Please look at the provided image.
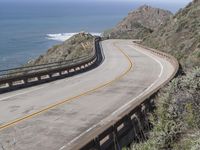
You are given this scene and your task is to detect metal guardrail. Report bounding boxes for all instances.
[0,55,93,78]
[0,37,102,93]
[0,55,92,77]
[69,42,179,150]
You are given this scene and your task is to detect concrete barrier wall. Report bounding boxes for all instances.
[79,99,154,150]
[0,37,103,94]
[71,42,179,150]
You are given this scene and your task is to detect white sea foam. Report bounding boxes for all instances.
[46,32,101,42]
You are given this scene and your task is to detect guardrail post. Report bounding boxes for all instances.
[134,108,147,142]
[22,78,28,84]
[130,114,141,143]
[113,125,121,150]
[49,73,53,78]
[37,76,42,81]
[142,99,154,133]
[141,104,150,134]
[125,115,135,145]
[7,82,12,88]
[94,137,102,150]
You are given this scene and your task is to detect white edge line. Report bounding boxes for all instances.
[112,45,163,115]
[59,145,66,150]
[60,43,164,150]
[0,42,106,102]
[66,124,99,146]
[0,86,45,101]
[129,45,163,78]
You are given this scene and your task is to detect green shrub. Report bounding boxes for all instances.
[131,67,200,150]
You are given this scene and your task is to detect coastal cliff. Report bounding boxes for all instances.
[29,32,95,65]
[106,1,200,150]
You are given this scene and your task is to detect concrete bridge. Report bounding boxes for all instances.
[0,39,178,150]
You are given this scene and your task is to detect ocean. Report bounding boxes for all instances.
[0,1,187,70]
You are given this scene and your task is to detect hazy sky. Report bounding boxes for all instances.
[140,0,191,3]
[0,0,192,3]
[0,0,192,12]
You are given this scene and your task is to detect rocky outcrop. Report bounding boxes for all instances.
[104,5,172,39]
[29,33,95,65]
[143,0,200,70]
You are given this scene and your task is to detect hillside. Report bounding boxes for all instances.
[119,1,200,149]
[29,32,95,65]
[143,0,200,70]
[104,5,172,39]
[130,67,200,150]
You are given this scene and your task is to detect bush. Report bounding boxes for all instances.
[131,67,200,150]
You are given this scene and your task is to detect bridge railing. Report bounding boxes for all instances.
[69,42,179,150]
[0,55,93,78]
[0,37,102,93]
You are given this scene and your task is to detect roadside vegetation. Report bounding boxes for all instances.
[28,32,95,65]
[130,0,200,149]
[106,0,200,149]
[135,1,199,150]
[124,67,200,150]
[143,0,200,71]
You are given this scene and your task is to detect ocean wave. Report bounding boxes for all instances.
[46,32,101,42]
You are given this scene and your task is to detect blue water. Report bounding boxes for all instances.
[0,1,186,70]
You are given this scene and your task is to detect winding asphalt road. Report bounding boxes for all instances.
[0,40,176,150]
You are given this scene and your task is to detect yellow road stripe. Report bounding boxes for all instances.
[0,41,133,131]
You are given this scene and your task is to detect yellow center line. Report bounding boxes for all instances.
[0,41,133,131]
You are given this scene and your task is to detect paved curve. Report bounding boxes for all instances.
[0,40,175,150]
